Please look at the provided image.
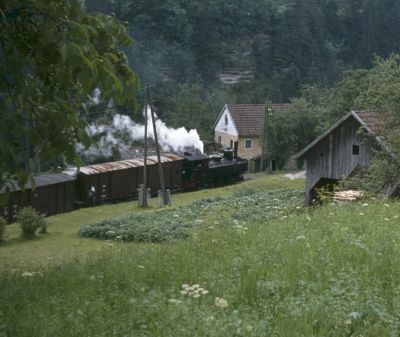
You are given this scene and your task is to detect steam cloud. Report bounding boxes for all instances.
[78,107,204,161]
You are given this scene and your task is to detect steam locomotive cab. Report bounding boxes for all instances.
[181,149,248,189]
[181,152,210,189]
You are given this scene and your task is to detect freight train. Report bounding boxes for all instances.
[0,150,247,223]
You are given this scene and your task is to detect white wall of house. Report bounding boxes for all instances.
[214,107,238,137]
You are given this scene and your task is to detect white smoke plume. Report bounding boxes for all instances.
[78,107,204,161]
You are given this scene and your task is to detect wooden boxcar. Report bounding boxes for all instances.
[76,154,184,204]
[0,173,75,223]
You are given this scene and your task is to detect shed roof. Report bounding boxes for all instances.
[215,104,290,136]
[294,110,388,159]
[0,173,75,193]
[79,154,184,175]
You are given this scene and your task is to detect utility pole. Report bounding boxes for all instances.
[266,105,272,172]
[141,85,149,207]
[261,103,273,173]
[147,86,167,206]
[260,105,268,172]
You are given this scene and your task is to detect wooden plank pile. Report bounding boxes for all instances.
[333,190,363,203]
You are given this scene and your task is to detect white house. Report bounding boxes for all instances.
[213,104,290,159]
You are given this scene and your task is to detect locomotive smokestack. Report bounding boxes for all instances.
[224,148,233,160]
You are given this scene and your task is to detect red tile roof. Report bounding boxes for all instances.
[354,111,400,146]
[226,104,290,136]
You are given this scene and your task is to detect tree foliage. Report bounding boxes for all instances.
[87,0,400,101]
[0,0,139,189]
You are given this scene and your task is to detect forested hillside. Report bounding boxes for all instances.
[86,0,400,100]
[84,0,400,149]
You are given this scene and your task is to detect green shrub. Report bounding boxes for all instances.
[0,217,6,244]
[340,150,400,196]
[17,207,47,239]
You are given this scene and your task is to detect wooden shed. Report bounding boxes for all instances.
[0,173,75,223]
[295,111,386,205]
[76,154,184,205]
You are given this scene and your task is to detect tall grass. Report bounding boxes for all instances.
[1,198,400,336]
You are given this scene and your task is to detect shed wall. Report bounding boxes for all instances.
[305,118,373,204]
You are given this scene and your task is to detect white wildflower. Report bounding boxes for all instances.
[181,284,209,298]
[348,312,361,319]
[168,299,181,304]
[384,203,390,207]
[214,297,228,309]
[21,272,34,277]
[138,265,145,269]
[362,203,368,207]
[296,235,306,240]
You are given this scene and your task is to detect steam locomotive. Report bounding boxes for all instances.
[0,149,247,223]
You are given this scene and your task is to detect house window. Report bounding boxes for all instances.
[230,139,233,147]
[352,144,360,155]
[224,115,228,125]
[218,136,221,144]
[245,139,252,148]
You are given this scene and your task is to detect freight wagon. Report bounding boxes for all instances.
[0,173,75,223]
[0,151,247,223]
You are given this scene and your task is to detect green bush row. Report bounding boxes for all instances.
[78,189,303,243]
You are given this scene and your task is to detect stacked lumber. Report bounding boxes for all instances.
[333,190,363,203]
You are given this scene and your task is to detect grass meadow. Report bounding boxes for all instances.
[1,174,400,336]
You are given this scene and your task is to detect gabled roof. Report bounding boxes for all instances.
[294,110,387,159]
[214,103,290,137]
